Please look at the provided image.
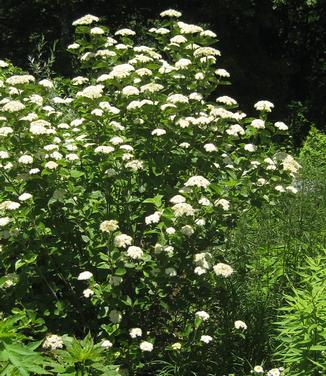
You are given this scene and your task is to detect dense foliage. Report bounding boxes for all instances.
[0,9,313,376]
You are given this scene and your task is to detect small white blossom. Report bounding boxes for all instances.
[77,271,93,280]
[83,288,94,298]
[234,320,247,330]
[140,341,153,352]
[196,311,210,321]
[101,340,113,349]
[274,121,288,130]
[129,328,142,338]
[43,334,63,350]
[213,263,234,277]
[127,246,143,259]
[254,100,274,112]
[200,335,213,344]
[114,234,133,248]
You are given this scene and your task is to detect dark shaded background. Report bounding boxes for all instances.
[0,0,325,145]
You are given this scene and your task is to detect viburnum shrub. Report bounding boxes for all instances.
[0,9,298,375]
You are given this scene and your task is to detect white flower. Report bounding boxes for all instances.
[215,68,230,77]
[122,85,139,96]
[160,9,182,17]
[127,246,143,259]
[66,153,79,161]
[83,288,94,298]
[0,60,9,67]
[193,71,206,81]
[196,311,210,321]
[0,151,9,159]
[76,84,104,99]
[145,212,161,225]
[167,94,188,104]
[216,96,237,106]
[39,79,53,88]
[125,160,144,171]
[0,217,11,227]
[18,193,32,201]
[129,328,142,338]
[72,14,99,26]
[175,58,192,69]
[226,124,245,136]
[170,195,186,204]
[234,320,247,330]
[184,176,210,189]
[200,335,213,344]
[274,121,288,130]
[213,263,234,277]
[18,155,33,164]
[181,225,194,236]
[170,35,187,44]
[198,197,211,206]
[45,161,58,170]
[179,142,190,148]
[109,309,122,323]
[29,168,40,175]
[115,28,135,36]
[204,143,217,152]
[253,366,264,373]
[101,340,113,349]
[0,127,13,137]
[6,74,35,85]
[201,30,217,38]
[178,21,203,34]
[77,271,93,280]
[68,43,80,49]
[95,145,115,154]
[214,199,230,211]
[43,334,64,350]
[257,178,267,186]
[154,27,170,35]
[275,185,285,193]
[100,220,119,233]
[172,203,195,217]
[90,26,104,34]
[286,185,298,194]
[71,76,89,85]
[151,128,166,136]
[194,47,221,58]
[0,201,20,211]
[267,369,281,376]
[114,234,133,248]
[281,155,301,174]
[195,218,206,226]
[251,119,265,129]
[141,83,164,93]
[244,144,257,152]
[101,63,134,80]
[171,342,182,350]
[140,341,153,352]
[254,100,274,112]
[3,100,25,112]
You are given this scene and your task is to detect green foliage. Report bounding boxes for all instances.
[300,127,326,169]
[27,34,58,79]
[50,334,120,375]
[274,253,326,376]
[0,10,305,376]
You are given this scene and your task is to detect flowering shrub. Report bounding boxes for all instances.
[0,9,299,375]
